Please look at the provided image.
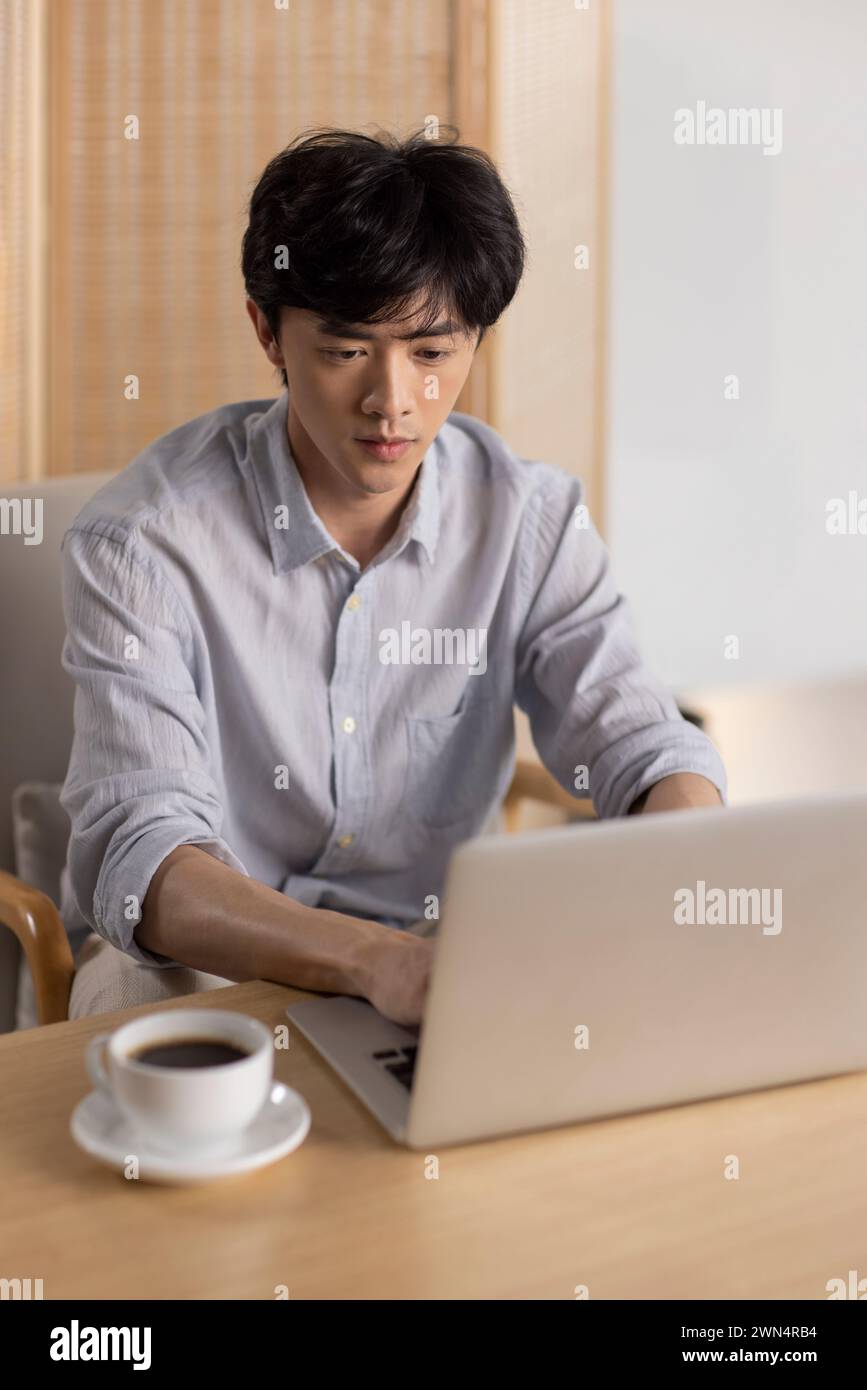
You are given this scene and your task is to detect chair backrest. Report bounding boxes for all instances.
[0,472,114,1030]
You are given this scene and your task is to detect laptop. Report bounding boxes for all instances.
[285,792,867,1149]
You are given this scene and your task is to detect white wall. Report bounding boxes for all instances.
[605,0,867,692]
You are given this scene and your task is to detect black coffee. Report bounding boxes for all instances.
[128,1038,251,1069]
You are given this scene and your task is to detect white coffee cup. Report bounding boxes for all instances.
[86,1009,274,1152]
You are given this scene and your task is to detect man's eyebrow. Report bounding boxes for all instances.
[314,318,461,341]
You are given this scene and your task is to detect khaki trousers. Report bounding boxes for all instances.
[67,932,235,1021]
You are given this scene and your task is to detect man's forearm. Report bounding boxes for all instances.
[627,772,723,816]
[134,844,386,995]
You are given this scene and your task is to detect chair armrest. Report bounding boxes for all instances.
[0,869,74,1025]
[503,759,597,833]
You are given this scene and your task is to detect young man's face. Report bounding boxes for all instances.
[246,296,479,498]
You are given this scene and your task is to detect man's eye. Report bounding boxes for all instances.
[321,348,453,363]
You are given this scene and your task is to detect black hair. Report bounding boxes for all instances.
[240,125,526,389]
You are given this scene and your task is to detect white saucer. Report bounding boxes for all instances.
[71,1081,311,1184]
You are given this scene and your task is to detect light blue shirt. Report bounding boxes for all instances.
[59,390,727,966]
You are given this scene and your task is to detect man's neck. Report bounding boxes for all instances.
[288,413,419,570]
[322,493,416,572]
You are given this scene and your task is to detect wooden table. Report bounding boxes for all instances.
[1,979,866,1300]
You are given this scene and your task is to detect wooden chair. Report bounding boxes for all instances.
[0,870,74,1029]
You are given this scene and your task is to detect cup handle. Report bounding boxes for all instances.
[86,1033,112,1092]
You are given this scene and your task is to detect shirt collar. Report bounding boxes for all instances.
[247,390,440,576]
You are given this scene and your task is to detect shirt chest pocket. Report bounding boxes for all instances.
[398,693,498,831]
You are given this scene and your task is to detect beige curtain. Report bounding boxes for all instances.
[487,0,608,523]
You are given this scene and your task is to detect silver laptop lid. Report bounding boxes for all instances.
[406,793,867,1148]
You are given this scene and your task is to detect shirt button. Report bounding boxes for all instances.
[337,833,354,848]
[346,593,361,610]
[342,715,356,734]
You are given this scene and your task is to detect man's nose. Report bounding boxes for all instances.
[362,360,415,422]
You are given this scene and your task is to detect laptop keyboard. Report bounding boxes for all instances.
[373,1044,418,1090]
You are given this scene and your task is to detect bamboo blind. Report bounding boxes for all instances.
[2,0,606,494]
[1,0,46,485]
[42,0,453,478]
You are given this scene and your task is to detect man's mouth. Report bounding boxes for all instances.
[354,438,415,460]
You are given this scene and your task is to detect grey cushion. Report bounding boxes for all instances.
[11,782,71,1030]
[0,470,115,1035]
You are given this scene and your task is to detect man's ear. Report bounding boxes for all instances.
[246,299,284,372]
[244,297,263,335]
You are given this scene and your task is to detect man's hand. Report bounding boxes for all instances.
[359,931,435,1026]
[628,772,723,815]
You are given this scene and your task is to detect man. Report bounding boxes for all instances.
[60,127,726,1025]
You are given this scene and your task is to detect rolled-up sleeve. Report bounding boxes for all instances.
[514,474,728,819]
[59,524,250,966]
